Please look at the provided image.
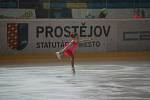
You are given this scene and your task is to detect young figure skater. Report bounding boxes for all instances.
[56,32,92,74]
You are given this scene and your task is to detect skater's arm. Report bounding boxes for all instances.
[60,40,74,52]
[79,38,94,43]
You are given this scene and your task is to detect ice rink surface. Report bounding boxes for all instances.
[0,61,150,100]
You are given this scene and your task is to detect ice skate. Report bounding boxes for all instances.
[56,52,61,60]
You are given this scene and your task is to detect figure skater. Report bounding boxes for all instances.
[56,32,92,74]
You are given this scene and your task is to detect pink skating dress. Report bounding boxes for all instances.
[64,40,78,57]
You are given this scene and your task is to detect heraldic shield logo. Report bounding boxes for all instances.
[7,23,28,50]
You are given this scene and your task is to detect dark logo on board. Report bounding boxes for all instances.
[7,23,28,50]
[123,31,150,41]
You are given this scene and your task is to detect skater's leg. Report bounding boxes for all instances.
[71,55,75,74]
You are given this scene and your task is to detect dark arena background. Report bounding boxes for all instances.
[0,0,150,100]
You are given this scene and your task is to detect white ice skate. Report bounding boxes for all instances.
[56,52,61,60]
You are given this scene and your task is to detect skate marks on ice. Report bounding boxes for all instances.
[0,61,150,100]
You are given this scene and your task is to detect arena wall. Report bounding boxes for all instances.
[0,19,150,55]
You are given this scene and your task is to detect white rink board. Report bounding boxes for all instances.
[117,20,150,51]
[0,19,150,55]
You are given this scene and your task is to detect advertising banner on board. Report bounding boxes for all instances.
[1,19,150,55]
[117,20,150,51]
[0,9,36,19]
[0,19,117,54]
